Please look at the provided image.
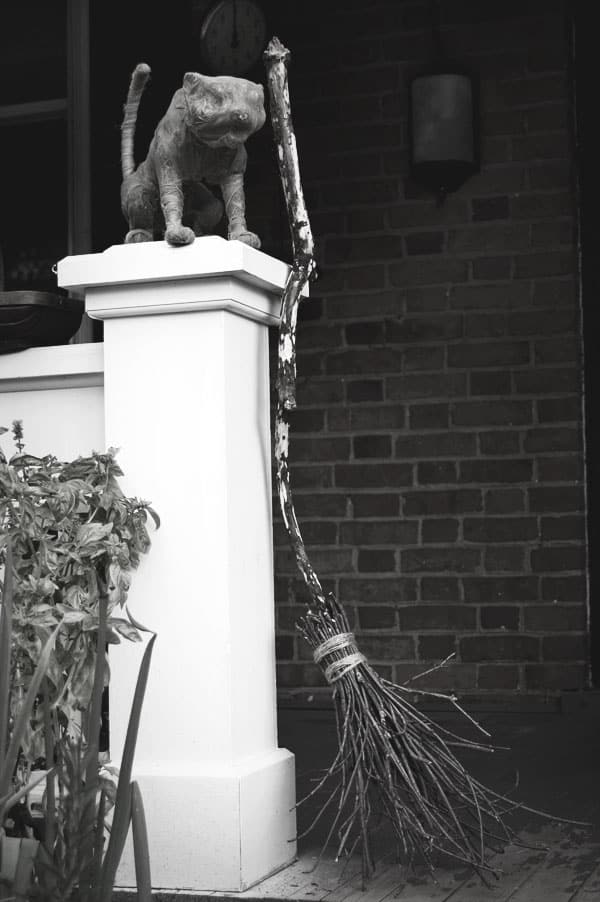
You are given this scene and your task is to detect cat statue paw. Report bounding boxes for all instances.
[120,64,265,249]
[228,228,261,249]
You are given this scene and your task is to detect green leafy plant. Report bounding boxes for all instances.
[1,423,159,901]
[0,421,159,760]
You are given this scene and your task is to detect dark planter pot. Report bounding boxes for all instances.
[0,291,84,354]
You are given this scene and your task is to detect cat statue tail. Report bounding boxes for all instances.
[121,62,151,179]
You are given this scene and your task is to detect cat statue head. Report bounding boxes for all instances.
[181,72,266,149]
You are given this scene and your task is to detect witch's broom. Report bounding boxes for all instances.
[263,38,570,884]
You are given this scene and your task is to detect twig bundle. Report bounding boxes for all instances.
[262,37,564,883]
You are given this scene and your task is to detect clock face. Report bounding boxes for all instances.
[199,0,267,76]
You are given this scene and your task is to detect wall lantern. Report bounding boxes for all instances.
[408,67,479,203]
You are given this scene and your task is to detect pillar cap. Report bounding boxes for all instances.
[56,236,306,298]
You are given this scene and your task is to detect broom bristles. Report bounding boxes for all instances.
[296,593,561,882]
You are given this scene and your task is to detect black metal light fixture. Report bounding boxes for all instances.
[408,3,479,203]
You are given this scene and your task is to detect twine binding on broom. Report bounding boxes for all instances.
[313,633,367,684]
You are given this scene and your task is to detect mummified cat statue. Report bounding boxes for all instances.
[120,63,266,247]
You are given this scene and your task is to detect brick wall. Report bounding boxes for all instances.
[250,0,588,695]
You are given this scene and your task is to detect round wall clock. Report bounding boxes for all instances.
[199,0,268,76]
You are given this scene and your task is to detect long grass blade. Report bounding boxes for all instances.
[130,781,152,902]
[0,542,14,769]
[98,631,156,902]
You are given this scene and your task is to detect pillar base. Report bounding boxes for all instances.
[117,749,296,892]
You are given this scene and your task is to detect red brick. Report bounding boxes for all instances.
[326,235,403,265]
[326,348,402,375]
[541,516,585,542]
[448,341,530,368]
[464,312,507,339]
[296,379,344,406]
[357,549,396,572]
[404,346,445,370]
[541,576,586,603]
[448,223,529,253]
[359,636,415,662]
[523,605,586,632]
[409,403,450,429]
[524,664,588,691]
[422,519,460,544]
[472,196,510,221]
[395,662,477,692]
[484,488,526,514]
[273,519,337,547]
[353,434,392,459]
[351,493,400,518]
[480,606,521,631]
[399,605,475,631]
[513,368,578,394]
[404,232,445,255]
[418,634,457,660]
[470,371,512,396]
[528,486,584,513]
[478,664,520,690]
[511,133,570,161]
[536,400,581,424]
[530,545,586,572]
[479,430,521,456]
[386,314,462,343]
[326,292,402,319]
[389,258,469,286]
[345,321,386,345]
[453,400,532,427]
[339,578,418,604]
[534,336,578,364]
[291,437,351,462]
[537,456,583,482]
[464,517,538,543]
[388,372,467,400]
[484,546,526,572]
[395,432,477,459]
[450,282,531,310]
[401,547,481,573]
[542,634,588,661]
[459,458,533,484]
[346,379,384,403]
[359,606,396,629]
[471,256,513,280]
[276,635,295,660]
[293,492,348,519]
[417,462,457,485]
[460,635,540,662]
[403,489,482,516]
[341,521,418,546]
[507,309,577,336]
[514,251,573,280]
[463,576,538,604]
[330,405,406,431]
[289,465,334,489]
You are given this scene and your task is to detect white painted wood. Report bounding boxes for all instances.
[56,237,297,892]
[57,236,308,300]
[0,343,104,458]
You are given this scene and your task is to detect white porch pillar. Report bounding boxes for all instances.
[57,237,297,892]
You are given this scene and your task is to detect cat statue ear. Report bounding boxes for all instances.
[183,72,205,92]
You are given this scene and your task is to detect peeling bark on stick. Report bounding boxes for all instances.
[264,37,316,413]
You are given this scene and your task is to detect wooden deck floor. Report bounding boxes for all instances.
[210,822,600,902]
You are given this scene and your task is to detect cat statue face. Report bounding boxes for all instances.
[120,63,266,247]
[182,72,266,149]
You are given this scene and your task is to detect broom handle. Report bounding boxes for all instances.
[264,38,325,606]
